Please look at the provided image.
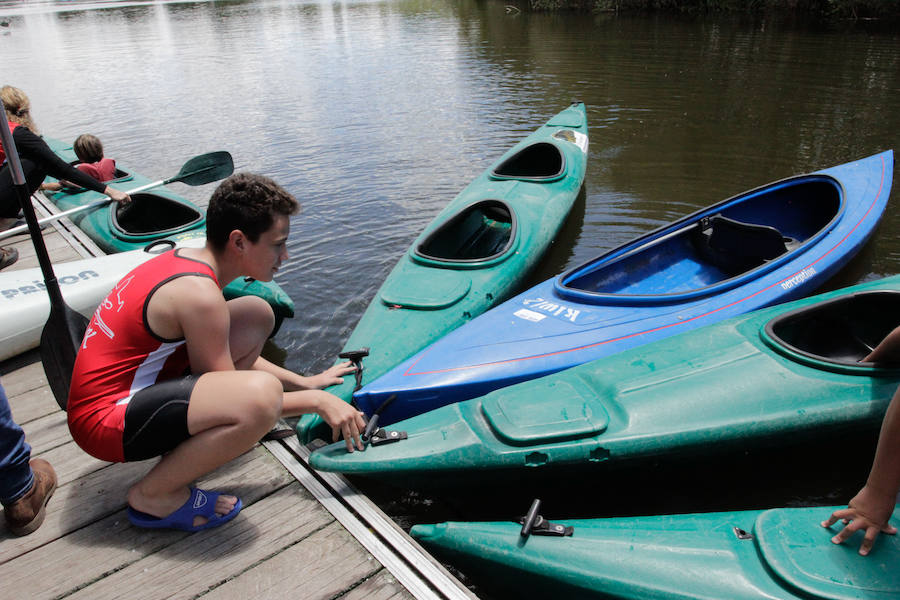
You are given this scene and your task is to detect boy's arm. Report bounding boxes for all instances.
[168,277,237,374]
[251,356,355,390]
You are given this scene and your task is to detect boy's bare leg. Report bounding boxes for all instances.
[226,296,275,369]
[126,297,277,526]
[126,371,282,526]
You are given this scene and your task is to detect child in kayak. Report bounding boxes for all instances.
[41,133,117,192]
[67,173,366,533]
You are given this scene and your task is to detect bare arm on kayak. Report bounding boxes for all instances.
[864,325,900,363]
[822,387,900,555]
[10,126,130,203]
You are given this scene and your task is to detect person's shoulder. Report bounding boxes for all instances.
[13,125,39,141]
[156,272,224,317]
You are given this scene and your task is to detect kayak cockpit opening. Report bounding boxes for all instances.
[112,192,204,236]
[491,142,566,182]
[556,176,841,303]
[763,290,900,370]
[414,200,516,265]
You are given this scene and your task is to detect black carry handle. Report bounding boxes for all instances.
[518,499,574,539]
[339,347,370,393]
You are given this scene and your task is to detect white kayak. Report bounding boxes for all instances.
[0,238,203,362]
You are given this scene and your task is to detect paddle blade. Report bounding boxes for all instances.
[170,151,234,186]
[40,305,89,411]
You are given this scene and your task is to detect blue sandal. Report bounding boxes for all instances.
[127,487,242,532]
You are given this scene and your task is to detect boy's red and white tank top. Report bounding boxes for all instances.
[67,249,218,421]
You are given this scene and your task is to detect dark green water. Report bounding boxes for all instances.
[2,1,899,595]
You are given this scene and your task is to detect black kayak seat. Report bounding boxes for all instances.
[693,214,799,275]
[415,200,515,263]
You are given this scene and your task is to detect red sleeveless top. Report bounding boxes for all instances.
[67,249,217,462]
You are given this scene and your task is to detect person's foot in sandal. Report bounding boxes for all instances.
[0,247,18,271]
[127,487,242,532]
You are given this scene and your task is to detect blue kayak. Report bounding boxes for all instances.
[354,150,893,424]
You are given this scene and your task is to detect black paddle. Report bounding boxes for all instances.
[0,102,83,410]
[0,150,234,241]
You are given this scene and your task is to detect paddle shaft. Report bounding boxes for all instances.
[0,177,166,241]
[0,149,233,241]
[0,104,66,309]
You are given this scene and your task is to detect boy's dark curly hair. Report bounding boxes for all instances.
[206,173,299,250]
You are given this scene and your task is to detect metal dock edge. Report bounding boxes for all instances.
[264,431,477,600]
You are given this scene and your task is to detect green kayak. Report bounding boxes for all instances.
[41,137,294,331]
[297,102,589,442]
[311,274,900,483]
[411,503,900,599]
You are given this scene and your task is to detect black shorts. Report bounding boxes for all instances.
[122,375,197,462]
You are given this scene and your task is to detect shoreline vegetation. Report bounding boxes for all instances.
[516,0,900,18]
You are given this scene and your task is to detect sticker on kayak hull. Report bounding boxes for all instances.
[553,129,589,154]
[514,308,546,322]
[521,297,582,323]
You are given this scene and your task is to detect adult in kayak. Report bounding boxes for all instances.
[822,328,900,555]
[0,85,130,269]
[67,173,365,532]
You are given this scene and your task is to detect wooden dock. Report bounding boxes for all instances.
[0,196,476,600]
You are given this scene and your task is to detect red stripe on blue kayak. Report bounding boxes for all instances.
[404,155,887,377]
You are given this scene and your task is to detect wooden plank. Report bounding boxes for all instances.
[8,383,58,424]
[0,482,315,600]
[29,439,108,488]
[0,360,45,396]
[0,446,287,564]
[31,190,105,258]
[19,410,70,455]
[343,571,418,600]
[199,521,386,600]
[0,460,150,564]
[274,435,477,600]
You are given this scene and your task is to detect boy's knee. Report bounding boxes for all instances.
[244,373,282,426]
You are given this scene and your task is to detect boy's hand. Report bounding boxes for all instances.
[307,361,356,389]
[316,393,366,452]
